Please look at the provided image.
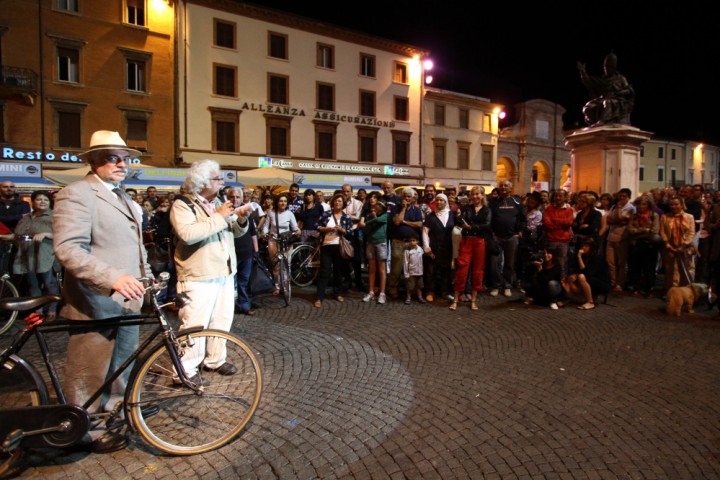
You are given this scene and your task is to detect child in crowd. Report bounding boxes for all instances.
[403,234,426,305]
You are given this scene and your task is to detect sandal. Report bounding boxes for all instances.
[577,303,596,310]
[470,301,479,311]
[448,302,458,311]
[314,300,322,308]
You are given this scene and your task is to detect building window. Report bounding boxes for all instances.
[210,108,240,153]
[57,46,79,83]
[671,148,676,160]
[314,121,337,159]
[394,96,408,122]
[639,165,644,181]
[482,148,493,171]
[266,115,291,156]
[670,168,676,185]
[357,127,378,163]
[640,146,644,157]
[458,144,470,170]
[268,74,288,104]
[360,90,375,117]
[58,111,81,147]
[214,64,236,97]
[317,82,334,111]
[459,109,469,129]
[657,166,664,182]
[317,43,334,69]
[433,140,446,168]
[56,0,78,12]
[360,53,375,78]
[125,0,145,27]
[393,62,408,84]
[658,147,664,159]
[268,32,288,60]
[687,169,693,184]
[214,19,236,49]
[483,114,492,132]
[434,104,445,126]
[126,59,146,92]
[126,117,148,152]
[392,131,410,165]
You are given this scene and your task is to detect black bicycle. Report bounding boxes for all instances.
[0,273,262,475]
[0,273,19,336]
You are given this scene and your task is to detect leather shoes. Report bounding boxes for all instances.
[91,431,128,454]
[243,309,257,316]
[202,362,237,375]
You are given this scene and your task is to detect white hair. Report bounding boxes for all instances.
[182,159,220,194]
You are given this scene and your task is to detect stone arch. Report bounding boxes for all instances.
[497,156,516,186]
[530,160,552,187]
[560,163,572,191]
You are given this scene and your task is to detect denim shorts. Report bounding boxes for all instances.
[366,242,388,261]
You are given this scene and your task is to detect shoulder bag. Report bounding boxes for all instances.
[334,215,355,260]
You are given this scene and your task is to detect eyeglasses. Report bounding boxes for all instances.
[210,177,224,182]
[103,155,131,165]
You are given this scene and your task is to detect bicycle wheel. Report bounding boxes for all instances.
[290,244,318,287]
[0,355,49,475]
[0,277,20,335]
[125,330,262,455]
[279,256,291,305]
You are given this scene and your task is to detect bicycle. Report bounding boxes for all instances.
[0,272,262,475]
[0,273,20,336]
[290,237,321,287]
[269,232,295,306]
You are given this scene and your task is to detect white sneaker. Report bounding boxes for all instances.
[503,288,512,297]
[489,289,499,297]
[549,303,559,310]
[362,292,375,303]
[377,293,386,304]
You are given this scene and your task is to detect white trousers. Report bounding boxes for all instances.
[177,275,235,375]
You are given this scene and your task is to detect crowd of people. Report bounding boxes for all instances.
[1,129,718,456]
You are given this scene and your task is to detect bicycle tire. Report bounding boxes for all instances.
[290,244,318,287]
[125,330,262,455]
[0,277,20,336]
[279,256,291,305]
[0,355,49,475]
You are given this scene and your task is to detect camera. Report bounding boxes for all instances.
[527,252,544,264]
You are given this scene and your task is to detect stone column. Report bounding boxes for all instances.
[564,125,652,195]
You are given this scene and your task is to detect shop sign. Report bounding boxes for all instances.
[2,146,141,164]
[258,157,412,177]
[0,162,42,177]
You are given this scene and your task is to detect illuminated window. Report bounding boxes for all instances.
[483,114,491,132]
[125,0,145,27]
[393,62,407,83]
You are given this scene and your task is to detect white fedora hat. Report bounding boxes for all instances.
[78,130,142,159]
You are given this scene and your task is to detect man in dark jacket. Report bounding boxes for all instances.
[488,180,526,297]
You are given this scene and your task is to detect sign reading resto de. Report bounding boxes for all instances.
[2,146,141,164]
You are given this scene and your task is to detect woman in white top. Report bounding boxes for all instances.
[262,193,300,295]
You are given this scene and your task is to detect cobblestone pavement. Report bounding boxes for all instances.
[3,286,720,479]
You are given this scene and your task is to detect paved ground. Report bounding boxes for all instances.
[3,284,720,480]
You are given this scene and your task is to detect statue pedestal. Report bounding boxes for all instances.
[564,125,652,196]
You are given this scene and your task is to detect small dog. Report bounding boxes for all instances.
[666,283,709,316]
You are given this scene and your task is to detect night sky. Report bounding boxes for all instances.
[249,0,719,146]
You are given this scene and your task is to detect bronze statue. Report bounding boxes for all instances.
[577,52,634,127]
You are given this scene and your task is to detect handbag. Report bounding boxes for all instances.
[333,215,355,260]
[249,253,274,294]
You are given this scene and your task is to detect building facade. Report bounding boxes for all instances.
[0,0,176,184]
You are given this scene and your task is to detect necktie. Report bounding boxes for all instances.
[113,188,134,217]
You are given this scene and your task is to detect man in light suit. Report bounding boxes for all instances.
[53,130,152,453]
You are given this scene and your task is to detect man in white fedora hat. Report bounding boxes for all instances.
[53,130,153,453]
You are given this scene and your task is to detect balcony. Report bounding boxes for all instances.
[0,66,39,106]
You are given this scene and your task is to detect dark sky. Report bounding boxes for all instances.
[250,0,719,146]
